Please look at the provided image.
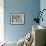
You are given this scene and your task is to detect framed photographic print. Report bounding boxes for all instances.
[10,13,24,24]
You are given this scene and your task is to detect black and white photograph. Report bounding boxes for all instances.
[10,13,24,24]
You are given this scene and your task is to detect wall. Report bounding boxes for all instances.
[40,0,46,27]
[4,0,40,42]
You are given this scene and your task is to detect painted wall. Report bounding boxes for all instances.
[40,0,46,27]
[4,0,40,42]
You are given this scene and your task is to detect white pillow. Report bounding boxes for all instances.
[17,37,25,46]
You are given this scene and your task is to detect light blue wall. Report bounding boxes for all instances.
[4,0,40,42]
